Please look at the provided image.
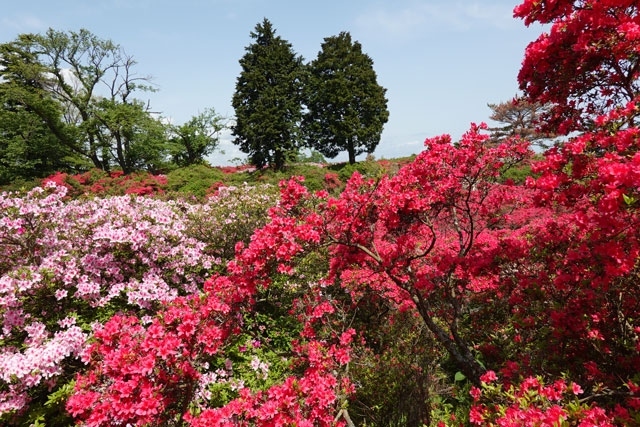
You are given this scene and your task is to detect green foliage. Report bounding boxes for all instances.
[0,177,42,194]
[0,28,170,177]
[182,183,280,261]
[231,18,305,171]
[94,98,170,173]
[20,379,76,427]
[304,32,389,164]
[349,308,448,427]
[0,38,86,184]
[0,102,78,185]
[295,149,327,164]
[165,164,226,198]
[286,164,329,192]
[500,162,534,184]
[331,159,385,182]
[250,163,331,192]
[499,153,542,184]
[162,158,400,197]
[168,108,227,167]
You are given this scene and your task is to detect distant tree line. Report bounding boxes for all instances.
[0,29,226,185]
[0,21,389,184]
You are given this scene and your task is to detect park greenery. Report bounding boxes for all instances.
[0,19,388,181]
[2,0,640,425]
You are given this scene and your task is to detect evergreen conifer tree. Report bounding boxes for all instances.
[231,19,305,170]
[304,32,389,164]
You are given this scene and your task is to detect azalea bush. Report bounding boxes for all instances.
[516,0,640,134]
[43,169,169,198]
[66,178,356,426]
[164,164,227,198]
[2,0,640,425]
[58,125,537,425]
[183,183,280,261]
[23,114,639,424]
[0,182,280,425]
[465,372,638,426]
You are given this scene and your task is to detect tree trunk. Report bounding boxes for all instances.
[115,133,131,174]
[347,139,356,164]
[273,149,286,171]
[414,296,486,385]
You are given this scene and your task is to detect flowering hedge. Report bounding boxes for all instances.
[3,0,640,424]
[466,372,624,426]
[7,122,640,424]
[0,182,280,424]
[42,169,169,198]
[65,177,356,426]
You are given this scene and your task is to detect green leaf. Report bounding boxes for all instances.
[454,371,466,382]
[45,380,76,407]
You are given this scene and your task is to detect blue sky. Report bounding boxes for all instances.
[1,0,546,165]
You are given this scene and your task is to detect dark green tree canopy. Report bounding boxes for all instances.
[231,18,305,171]
[0,28,169,177]
[0,34,85,183]
[303,31,389,164]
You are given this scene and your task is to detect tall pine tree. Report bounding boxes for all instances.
[304,32,389,164]
[231,19,305,171]
[487,96,558,150]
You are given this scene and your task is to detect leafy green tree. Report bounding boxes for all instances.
[295,149,326,164]
[0,94,77,185]
[304,31,389,164]
[231,18,305,171]
[0,36,86,184]
[168,108,226,167]
[0,28,168,175]
[93,98,169,173]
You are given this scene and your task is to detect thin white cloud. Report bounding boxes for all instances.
[1,14,47,33]
[355,1,517,40]
[462,3,517,30]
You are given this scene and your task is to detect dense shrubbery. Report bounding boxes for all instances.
[164,164,226,198]
[2,0,640,425]
[0,182,280,424]
[4,116,633,425]
[42,169,169,198]
[331,158,384,183]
